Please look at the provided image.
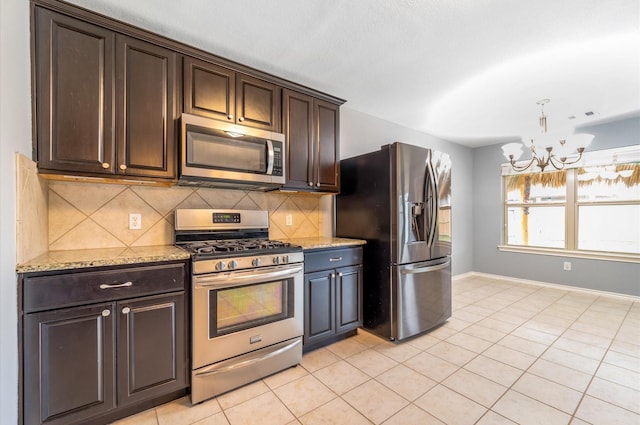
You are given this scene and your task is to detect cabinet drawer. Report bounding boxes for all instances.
[304,247,362,273]
[24,262,186,313]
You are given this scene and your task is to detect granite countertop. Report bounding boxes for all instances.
[282,237,366,251]
[16,245,191,274]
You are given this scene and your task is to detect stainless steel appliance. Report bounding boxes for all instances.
[336,142,452,341]
[175,209,303,404]
[179,113,286,190]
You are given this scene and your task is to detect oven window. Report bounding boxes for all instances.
[210,279,294,337]
[187,131,267,173]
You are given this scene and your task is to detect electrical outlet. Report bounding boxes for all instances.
[129,213,141,230]
[285,214,293,226]
[563,261,571,271]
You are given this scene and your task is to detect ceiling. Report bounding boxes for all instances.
[70,0,640,147]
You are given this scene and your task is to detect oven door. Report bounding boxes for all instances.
[192,263,303,369]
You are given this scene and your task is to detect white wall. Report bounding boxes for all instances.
[0,0,31,422]
[339,107,474,275]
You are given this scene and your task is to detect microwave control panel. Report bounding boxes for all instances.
[273,145,283,176]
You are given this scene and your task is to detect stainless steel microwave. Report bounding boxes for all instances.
[179,113,286,190]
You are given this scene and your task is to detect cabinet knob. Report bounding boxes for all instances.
[316,182,321,187]
[122,307,131,315]
[238,116,244,122]
[227,114,233,120]
[308,182,313,186]
[338,272,343,277]
[101,309,111,317]
[102,162,110,169]
[331,274,335,278]
[119,164,127,171]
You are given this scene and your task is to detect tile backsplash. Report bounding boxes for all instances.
[16,153,332,262]
[47,181,329,251]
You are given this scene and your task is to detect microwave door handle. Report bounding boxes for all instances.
[266,140,274,175]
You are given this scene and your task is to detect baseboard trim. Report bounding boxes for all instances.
[462,271,639,302]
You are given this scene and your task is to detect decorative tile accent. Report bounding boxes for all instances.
[90,190,162,246]
[46,181,329,250]
[48,191,86,244]
[131,185,194,216]
[50,180,126,215]
[49,218,126,250]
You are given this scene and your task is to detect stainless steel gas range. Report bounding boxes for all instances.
[175,209,304,404]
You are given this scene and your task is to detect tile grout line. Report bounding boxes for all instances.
[566,296,637,421]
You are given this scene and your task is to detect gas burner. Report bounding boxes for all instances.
[183,238,293,257]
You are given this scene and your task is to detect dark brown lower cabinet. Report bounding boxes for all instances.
[24,303,116,425]
[303,247,363,351]
[20,261,188,425]
[117,293,185,406]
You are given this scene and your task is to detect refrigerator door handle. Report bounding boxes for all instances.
[401,259,451,275]
[424,159,438,246]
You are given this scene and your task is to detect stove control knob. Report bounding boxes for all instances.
[273,256,281,265]
[228,260,238,270]
[252,258,261,267]
[215,261,226,271]
[282,255,289,264]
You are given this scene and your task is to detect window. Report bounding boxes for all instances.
[501,146,640,260]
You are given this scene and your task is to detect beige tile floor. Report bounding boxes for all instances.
[112,275,640,425]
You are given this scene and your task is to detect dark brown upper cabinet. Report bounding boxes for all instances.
[34,7,178,181]
[184,56,280,131]
[116,35,177,179]
[283,89,340,192]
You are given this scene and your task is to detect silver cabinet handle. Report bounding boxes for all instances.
[101,309,110,317]
[331,273,335,278]
[308,182,313,186]
[122,307,131,314]
[119,164,127,170]
[99,281,133,289]
[329,257,343,262]
[227,114,233,120]
[316,182,320,187]
[338,272,343,277]
[238,116,244,122]
[102,162,110,169]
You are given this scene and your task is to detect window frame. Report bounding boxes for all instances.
[499,146,640,263]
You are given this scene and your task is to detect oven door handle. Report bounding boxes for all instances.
[194,338,302,378]
[194,265,303,288]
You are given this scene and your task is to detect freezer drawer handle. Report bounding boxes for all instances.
[401,260,451,275]
[99,281,133,289]
[329,257,343,262]
[194,339,302,378]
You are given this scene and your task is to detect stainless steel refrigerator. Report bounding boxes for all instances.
[336,142,452,341]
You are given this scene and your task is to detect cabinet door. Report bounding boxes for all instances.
[236,74,280,131]
[314,99,340,192]
[35,7,115,175]
[303,271,335,345]
[117,292,186,406]
[116,35,177,179]
[282,89,313,190]
[335,265,363,334]
[183,56,235,122]
[24,303,115,425]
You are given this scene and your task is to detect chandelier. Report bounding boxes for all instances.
[502,99,594,172]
